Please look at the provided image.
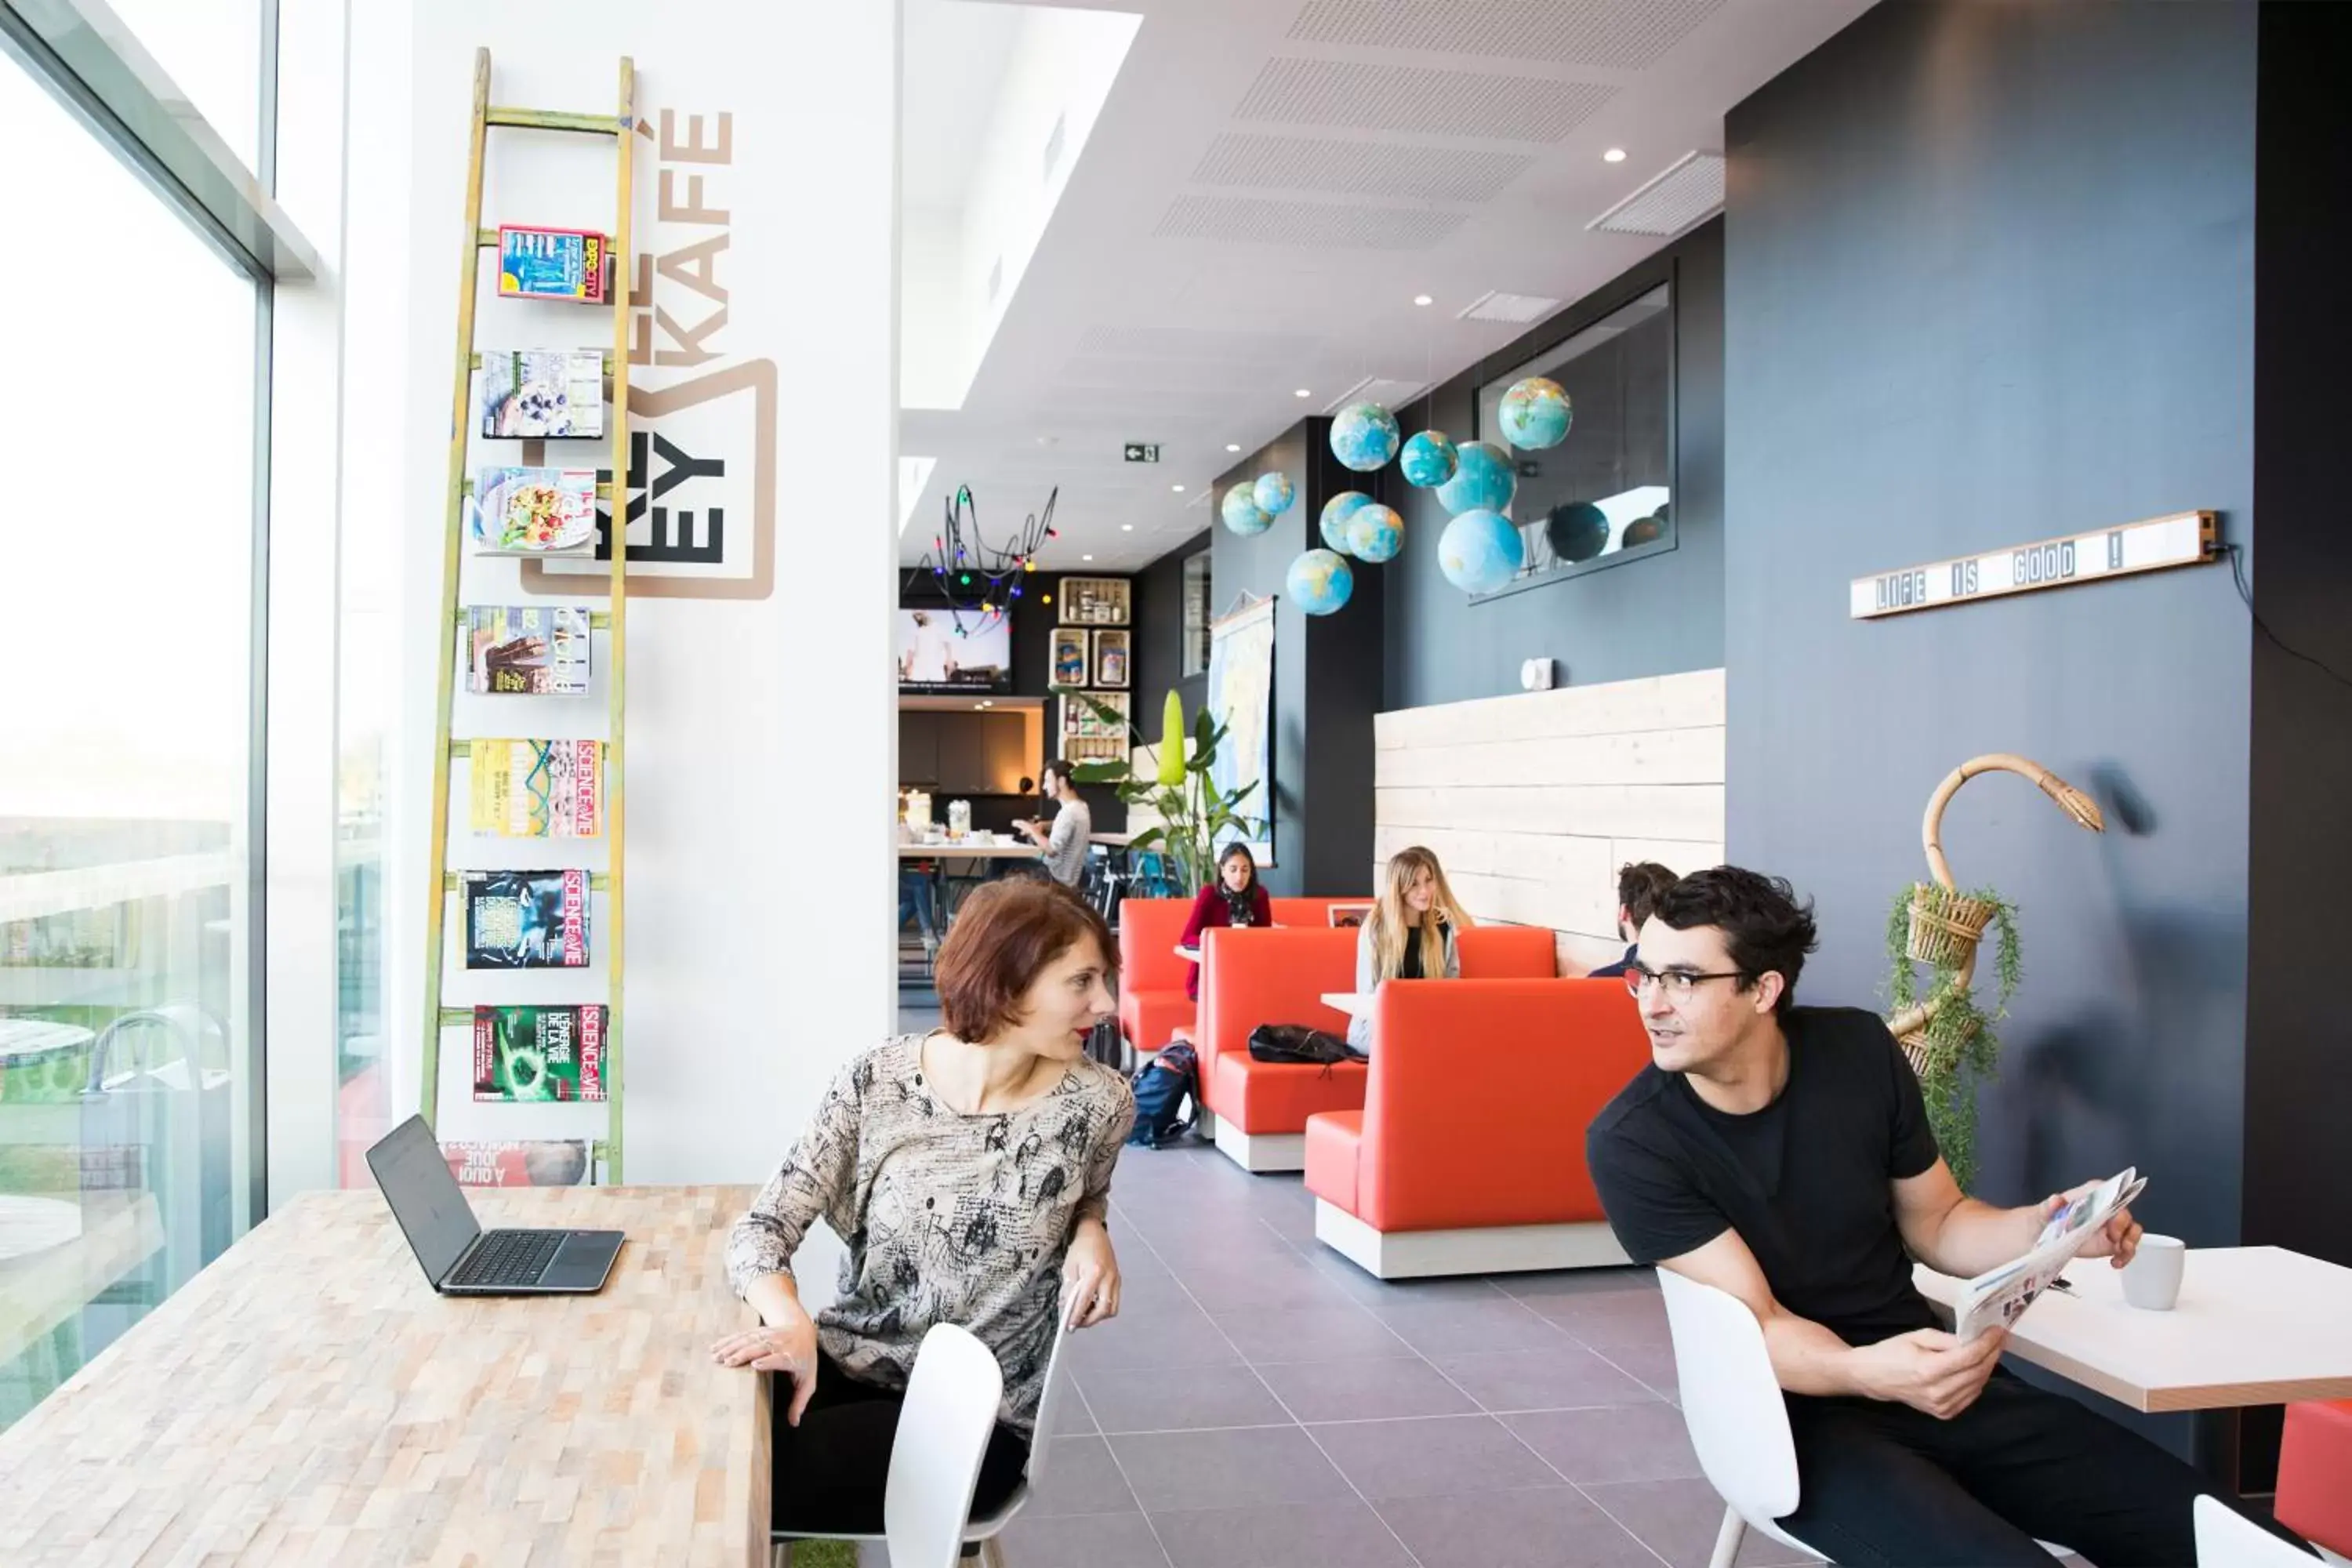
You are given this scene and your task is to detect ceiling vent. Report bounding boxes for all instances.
[1043,111,1066,183]
[1323,375,1430,416]
[1457,289,1562,325]
[1588,151,1724,237]
[1287,0,1726,71]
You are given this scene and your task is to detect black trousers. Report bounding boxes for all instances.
[1778,1368,2264,1566]
[772,1350,1030,1537]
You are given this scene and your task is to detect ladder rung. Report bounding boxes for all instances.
[444,871,611,892]
[487,107,626,135]
[452,610,615,628]
[460,477,613,499]
[468,350,615,372]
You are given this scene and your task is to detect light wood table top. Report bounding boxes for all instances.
[1320,991,1376,1018]
[895,841,1040,858]
[1915,1245,2352,1414]
[0,1185,769,1567]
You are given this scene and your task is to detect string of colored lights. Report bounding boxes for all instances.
[903,484,1059,637]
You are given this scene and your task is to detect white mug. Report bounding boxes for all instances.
[2122,1234,2186,1311]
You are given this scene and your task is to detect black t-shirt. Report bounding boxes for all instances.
[1584,1006,1944,1346]
[1397,916,1450,980]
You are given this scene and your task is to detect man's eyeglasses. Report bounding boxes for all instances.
[1624,964,1747,1002]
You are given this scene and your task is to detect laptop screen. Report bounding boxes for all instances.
[367,1114,481,1284]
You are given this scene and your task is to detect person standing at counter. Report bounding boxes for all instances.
[713,880,1135,1536]
[1348,846,1473,1053]
[1178,841,1272,1001]
[1015,759,1091,887]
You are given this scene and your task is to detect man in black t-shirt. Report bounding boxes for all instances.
[1586,867,2238,1567]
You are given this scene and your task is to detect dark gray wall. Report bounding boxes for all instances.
[2245,1,2352,1269]
[1210,421,1385,897]
[1134,529,1210,724]
[1723,0,2257,1254]
[1384,221,1725,710]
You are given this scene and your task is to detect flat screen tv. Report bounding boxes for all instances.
[897,607,1012,692]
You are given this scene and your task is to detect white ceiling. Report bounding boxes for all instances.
[899,0,1878,572]
[901,2,1025,209]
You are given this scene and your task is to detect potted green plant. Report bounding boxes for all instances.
[1883,883,2021,1194]
[1052,687,1265,892]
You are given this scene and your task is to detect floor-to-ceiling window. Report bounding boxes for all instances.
[0,8,273,1433]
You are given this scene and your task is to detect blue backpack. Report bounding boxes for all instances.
[1127,1042,1198,1148]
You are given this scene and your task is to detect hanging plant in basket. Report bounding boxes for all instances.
[1884,882,2022,1193]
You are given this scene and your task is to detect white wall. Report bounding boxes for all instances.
[355,1,898,1184]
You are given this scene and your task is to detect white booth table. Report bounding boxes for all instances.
[1320,991,1375,1018]
[1915,1245,2352,1483]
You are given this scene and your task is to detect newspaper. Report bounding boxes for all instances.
[1951,1167,2147,1341]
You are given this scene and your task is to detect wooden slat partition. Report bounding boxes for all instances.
[1373,670,1726,971]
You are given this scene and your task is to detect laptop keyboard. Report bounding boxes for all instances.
[450,1229,564,1288]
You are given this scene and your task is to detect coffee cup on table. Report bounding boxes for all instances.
[2122,1234,2186,1310]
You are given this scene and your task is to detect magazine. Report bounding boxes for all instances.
[463,869,590,968]
[463,604,593,695]
[495,225,611,303]
[467,466,598,556]
[468,739,603,838]
[472,1004,606,1102]
[1951,1167,2147,1341]
[480,349,604,438]
[440,1138,593,1188]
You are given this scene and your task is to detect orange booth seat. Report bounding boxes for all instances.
[1269,896,1367,928]
[1116,898,1197,1055]
[1305,978,1650,1278]
[2278,1399,2352,1561]
[1196,922,1559,1173]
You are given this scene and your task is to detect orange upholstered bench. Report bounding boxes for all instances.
[1195,925,1359,1171]
[1195,921,1562,1172]
[2278,1399,2352,1562]
[1305,978,1651,1277]
[1116,898,1196,1054]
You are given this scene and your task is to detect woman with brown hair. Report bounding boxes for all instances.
[1348,845,1475,1053]
[712,879,1134,1536]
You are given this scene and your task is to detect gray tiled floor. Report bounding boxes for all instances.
[860,1000,1815,1568]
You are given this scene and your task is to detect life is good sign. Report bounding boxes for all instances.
[1850,510,2216,620]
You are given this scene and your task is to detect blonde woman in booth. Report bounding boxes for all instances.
[1349,846,1475,1053]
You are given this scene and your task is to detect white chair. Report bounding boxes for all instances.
[2196,1495,2325,1566]
[1655,1267,2068,1568]
[775,1311,1076,1568]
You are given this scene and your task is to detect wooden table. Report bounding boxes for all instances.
[0,1185,769,1566]
[894,842,1040,858]
[1916,1245,2352,1482]
[1320,991,1376,1018]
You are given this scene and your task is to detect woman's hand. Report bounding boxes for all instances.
[1061,1220,1122,1330]
[710,1305,821,1425]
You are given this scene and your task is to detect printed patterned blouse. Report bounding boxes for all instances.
[726,1033,1134,1431]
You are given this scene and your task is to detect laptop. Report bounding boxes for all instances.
[365,1113,623,1295]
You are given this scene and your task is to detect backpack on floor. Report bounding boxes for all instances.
[1127,1041,1198,1148]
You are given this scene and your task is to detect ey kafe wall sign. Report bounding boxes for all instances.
[1851,510,2217,620]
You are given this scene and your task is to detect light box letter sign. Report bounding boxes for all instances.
[1850,510,2217,620]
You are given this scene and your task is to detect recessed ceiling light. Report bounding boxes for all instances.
[1414,293,1433,307]
[1225,443,1241,452]
[1082,554,1094,561]
[1171,484,1185,492]
[1294,388,1311,398]
[1122,524,1134,531]
[1035,434,1058,445]
[1603,147,1628,163]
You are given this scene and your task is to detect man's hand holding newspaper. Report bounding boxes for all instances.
[1952,1168,2149,1342]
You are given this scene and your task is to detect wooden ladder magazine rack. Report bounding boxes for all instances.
[418,49,637,1181]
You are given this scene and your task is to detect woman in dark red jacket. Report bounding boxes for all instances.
[1178,843,1273,1000]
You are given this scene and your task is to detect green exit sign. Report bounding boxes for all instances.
[1123,442,1160,463]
